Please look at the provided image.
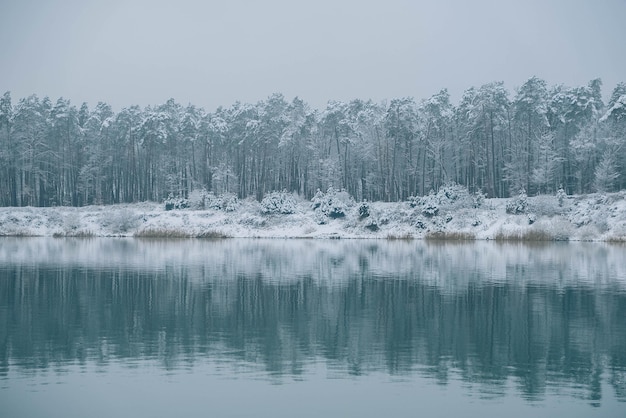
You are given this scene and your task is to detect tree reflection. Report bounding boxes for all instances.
[1,239,625,405]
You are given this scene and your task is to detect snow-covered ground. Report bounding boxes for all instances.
[1,190,626,241]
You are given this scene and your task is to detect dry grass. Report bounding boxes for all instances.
[386,232,414,240]
[493,229,564,242]
[134,228,230,239]
[61,230,96,238]
[134,228,192,238]
[425,231,476,241]
[196,230,231,239]
[2,230,39,237]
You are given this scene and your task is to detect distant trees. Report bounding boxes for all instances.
[1,77,625,207]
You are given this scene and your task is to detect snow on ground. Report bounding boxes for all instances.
[1,190,626,242]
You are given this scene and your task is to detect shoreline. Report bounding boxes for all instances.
[1,191,626,242]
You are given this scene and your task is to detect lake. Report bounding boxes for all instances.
[1,238,625,417]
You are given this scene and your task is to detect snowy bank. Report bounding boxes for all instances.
[1,189,626,242]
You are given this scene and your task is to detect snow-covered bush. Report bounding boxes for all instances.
[63,213,81,232]
[364,218,379,231]
[413,216,427,230]
[313,210,328,225]
[103,208,139,233]
[358,201,370,219]
[556,187,566,207]
[528,195,561,217]
[545,218,573,241]
[261,190,297,215]
[238,214,267,228]
[473,190,485,208]
[595,211,610,233]
[312,186,354,219]
[421,193,439,217]
[206,192,239,212]
[408,183,473,213]
[407,195,421,208]
[312,189,325,210]
[165,194,189,211]
[438,183,471,206]
[506,190,528,214]
[188,189,207,210]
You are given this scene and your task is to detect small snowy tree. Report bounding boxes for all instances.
[206,192,239,212]
[261,190,297,214]
[312,186,354,219]
[358,200,370,219]
[421,193,439,217]
[506,189,528,214]
[164,194,189,210]
[473,189,485,208]
[556,187,566,207]
[312,189,325,210]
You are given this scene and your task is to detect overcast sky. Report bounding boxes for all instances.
[1,0,625,111]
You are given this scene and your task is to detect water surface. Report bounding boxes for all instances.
[1,238,625,417]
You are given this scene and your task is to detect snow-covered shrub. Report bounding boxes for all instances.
[413,216,427,230]
[261,190,297,215]
[556,187,566,207]
[364,218,379,232]
[313,210,328,225]
[103,208,139,233]
[577,224,600,241]
[546,218,573,241]
[473,190,485,208]
[165,194,189,211]
[432,183,474,211]
[408,183,473,213]
[607,223,626,242]
[529,195,561,217]
[188,189,207,210]
[506,190,528,214]
[407,195,421,208]
[63,213,81,232]
[312,186,354,219]
[222,194,239,212]
[421,194,439,217]
[595,212,610,233]
[438,183,471,206]
[206,192,239,212]
[312,189,325,210]
[238,214,267,228]
[358,201,370,219]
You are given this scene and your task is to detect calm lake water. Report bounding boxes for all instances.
[1,238,625,417]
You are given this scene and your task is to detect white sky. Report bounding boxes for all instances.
[1,0,625,111]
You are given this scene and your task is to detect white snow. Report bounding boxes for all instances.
[1,191,626,242]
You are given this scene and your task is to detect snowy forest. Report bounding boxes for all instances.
[1,77,625,208]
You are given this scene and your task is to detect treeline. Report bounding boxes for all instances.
[1,77,625,207]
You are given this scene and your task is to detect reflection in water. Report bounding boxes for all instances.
[0,238,625,406]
